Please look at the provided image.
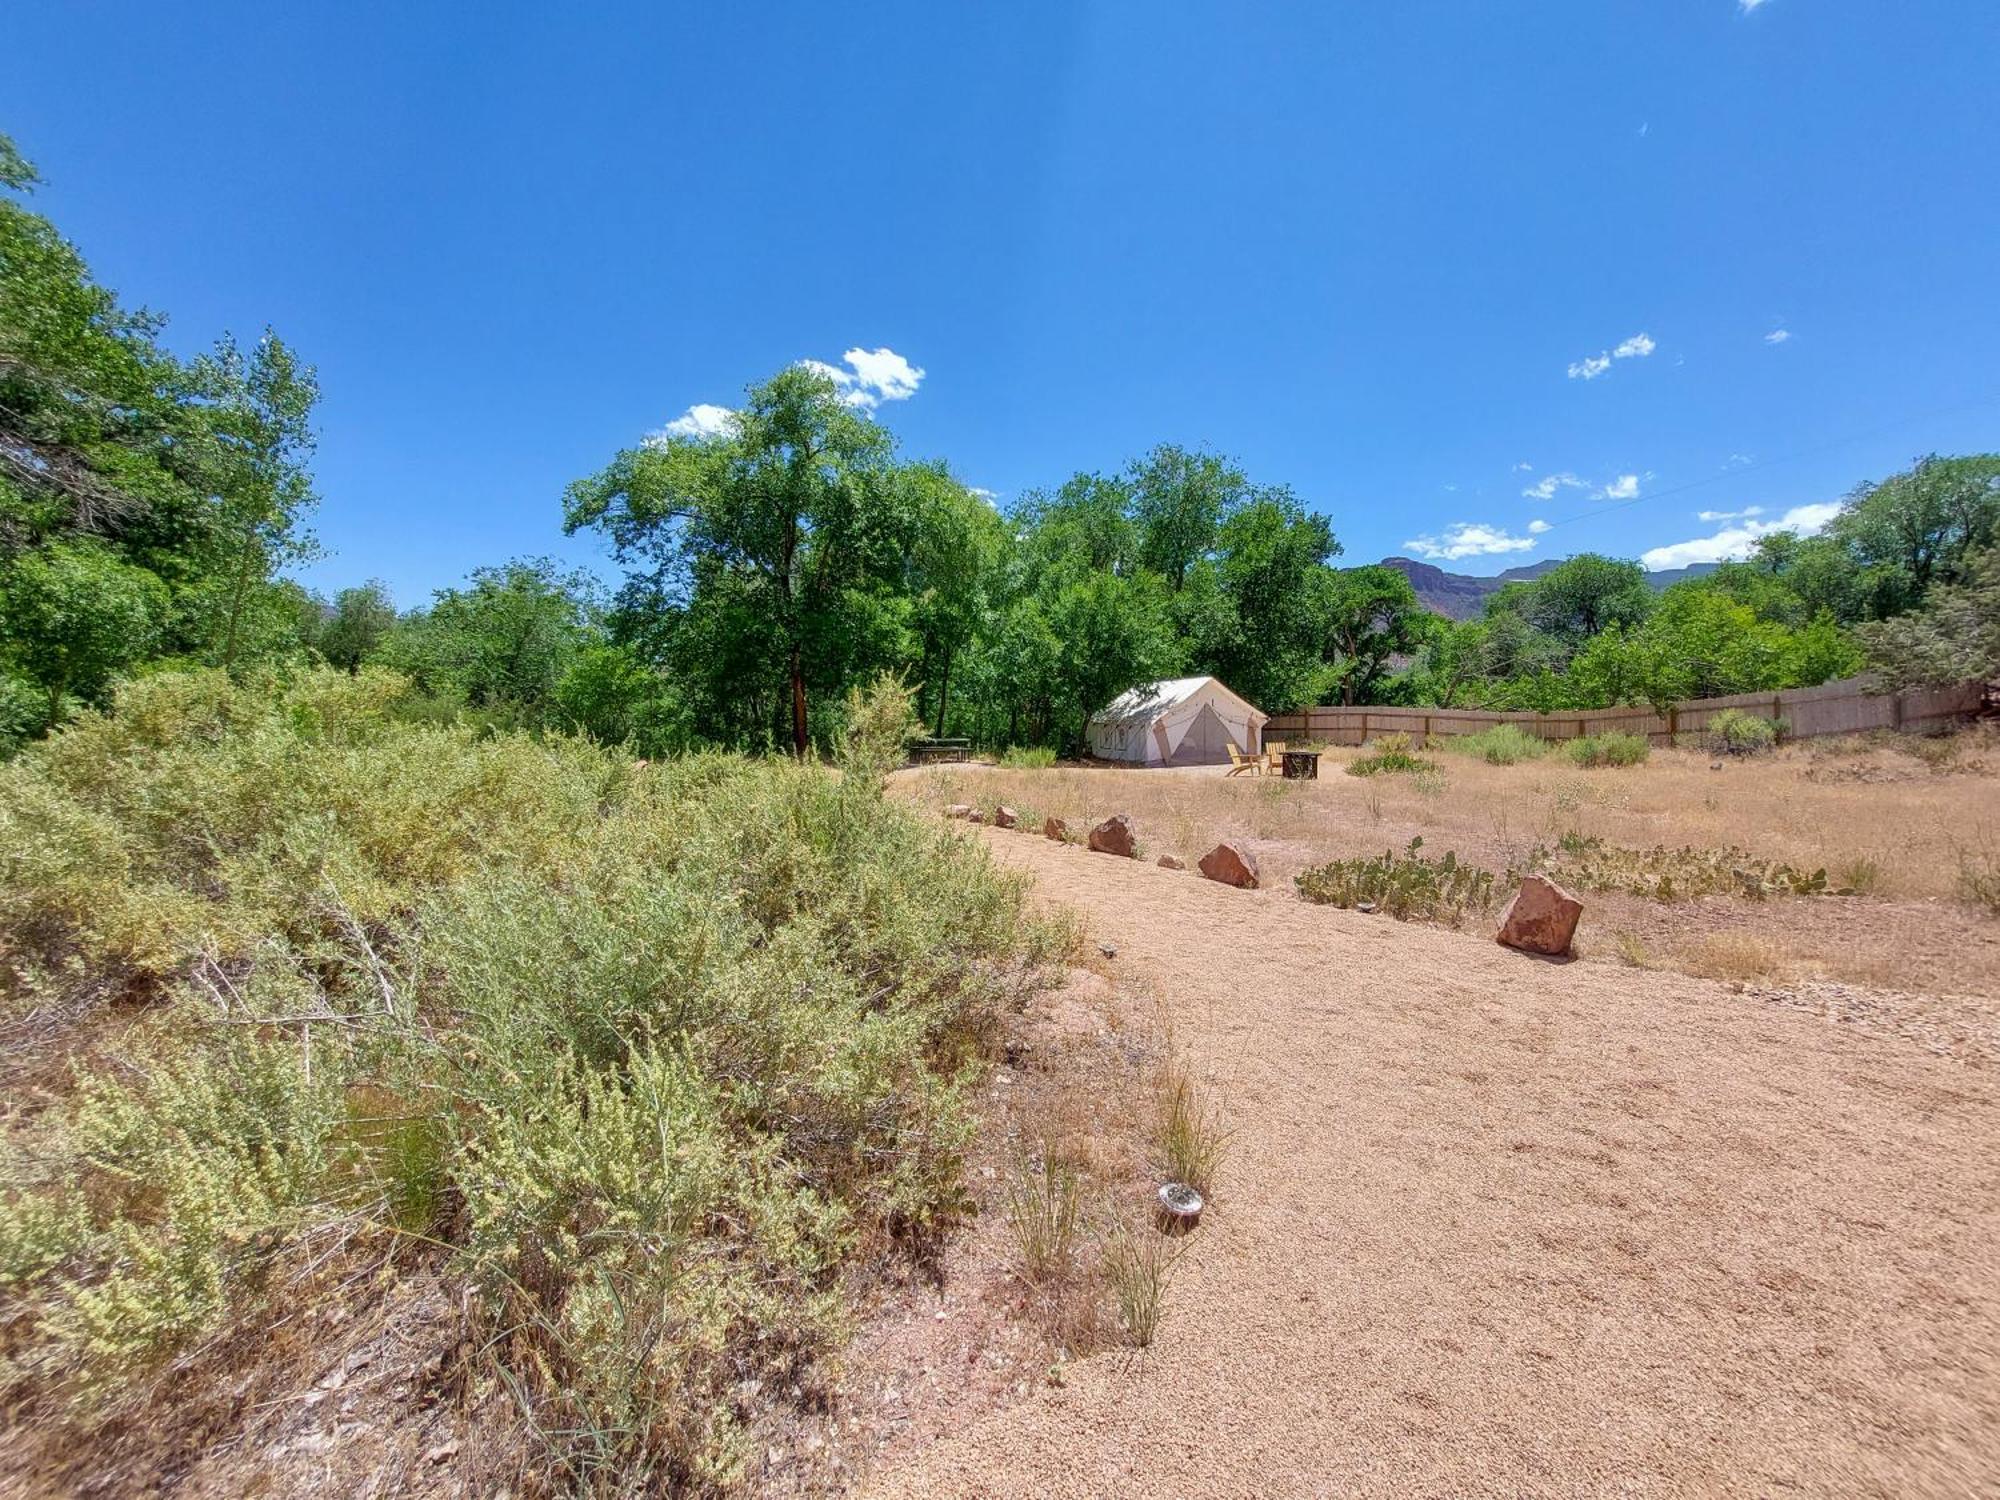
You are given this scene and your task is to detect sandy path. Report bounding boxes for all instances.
[866,829,2000,1499]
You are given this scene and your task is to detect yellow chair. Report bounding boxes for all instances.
[1264,739,1288,775]
[1225,741,1261,777]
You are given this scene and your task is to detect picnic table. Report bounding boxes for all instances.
[909,737,971,764]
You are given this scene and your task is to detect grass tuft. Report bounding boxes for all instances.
[1006,1151,1083,1283]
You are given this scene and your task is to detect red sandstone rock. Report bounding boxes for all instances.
[1496,874,1583,956]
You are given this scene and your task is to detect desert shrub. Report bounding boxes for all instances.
[1294,837,1498,925]
[0,668,1060,1486]
[1366,731,1416,753]
[1526,832,1828,900]
[1564,732,1650,767]
[1346,749,1438,778]
[1446,724,1547,765]
[1834,857,1882,895]
[1959,847,2000,914]
[999,745,1058,770]
[1704,709,1782,756]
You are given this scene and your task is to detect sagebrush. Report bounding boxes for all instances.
[0,669,1064,1490]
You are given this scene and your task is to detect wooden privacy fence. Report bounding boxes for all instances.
[1260,675,1987,750]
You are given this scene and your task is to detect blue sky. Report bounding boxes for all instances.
[11,1,1998,602]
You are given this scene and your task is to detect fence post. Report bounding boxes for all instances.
[1890,690,1903,731]
[1667,704,1677,748]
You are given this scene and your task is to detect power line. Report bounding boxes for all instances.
[1530,389,2000,536]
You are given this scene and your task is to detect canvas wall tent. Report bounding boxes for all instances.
[1086,676,1269,765]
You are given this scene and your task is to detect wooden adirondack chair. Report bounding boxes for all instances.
[1264,739,1288,775]
[1225,741,1260,777]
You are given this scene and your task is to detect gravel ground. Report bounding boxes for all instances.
[866,826,2000,1499]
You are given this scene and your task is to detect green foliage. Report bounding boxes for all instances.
[1490,554,1653,645]
[1859,545,2000,688]
[999,745,1058,769]
[1527,832,1828,900]
[0,132,321,744]
[1443,723,1547,765]
[1830,454,2000,615]
[1563,731,1650,767]
[313,581,396,672]
[0,672,1059,1485]
[1345,748,1437,777]
[0,538,168,724]
[380,557,603,719]
[1314,563,1426,707]
[1704,708,1781,756]
[1294,837,1497,925]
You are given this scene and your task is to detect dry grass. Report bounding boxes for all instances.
[899,725,2000,998]
[1157,1061,1228,1196]
[1099,1219,1182,1350]
[1681,932,1786,984]
[1005,1150,1083,1283]
[907,729,1999,904]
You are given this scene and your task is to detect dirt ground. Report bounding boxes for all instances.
[863,824,2000,1499]
[909,734,2000,999]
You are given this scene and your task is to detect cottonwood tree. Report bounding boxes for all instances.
[1129,443,1249,590]
[188,332,321,669]
[1830,454,2000,615]
[565,364,934,755]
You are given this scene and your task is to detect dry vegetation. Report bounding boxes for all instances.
[906,723,2000,999]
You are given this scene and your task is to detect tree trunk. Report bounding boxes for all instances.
[789,647,808,757]
[933,650,952,737]
[220,523,260,671]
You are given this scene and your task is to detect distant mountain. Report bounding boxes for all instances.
[1379,556,1718,620]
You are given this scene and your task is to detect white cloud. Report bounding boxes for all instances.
[1527,519,1551,535]
[1764,328,1791,344]
[1568,331,1655,380]
[968,486,999,505]
[1403,523,1540,561]
[1600,473,1641,501]
[1740,0,1771,12]
[1697,505,1764,522]
[1725,452,1755,468]
[801,346,927,409]
[1522,471,1587,501]
[1514,461,1534,473]
[1640,502,1841,570]
[649,402,738,443]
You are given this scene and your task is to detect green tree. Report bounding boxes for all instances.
[1128,444,1248,590]
[383,559,602,718]
[1830,454,2000,615]
[315,581,398,672]
[1859,546,2000,688]
[1506,554,1654,646]
[1315,563,1426,707]
[187,332,322,668]
[901,466,1000,735]
[0,538,168,723]
[565,365,917,755]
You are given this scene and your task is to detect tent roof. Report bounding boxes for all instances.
[1089,675,1268,728]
